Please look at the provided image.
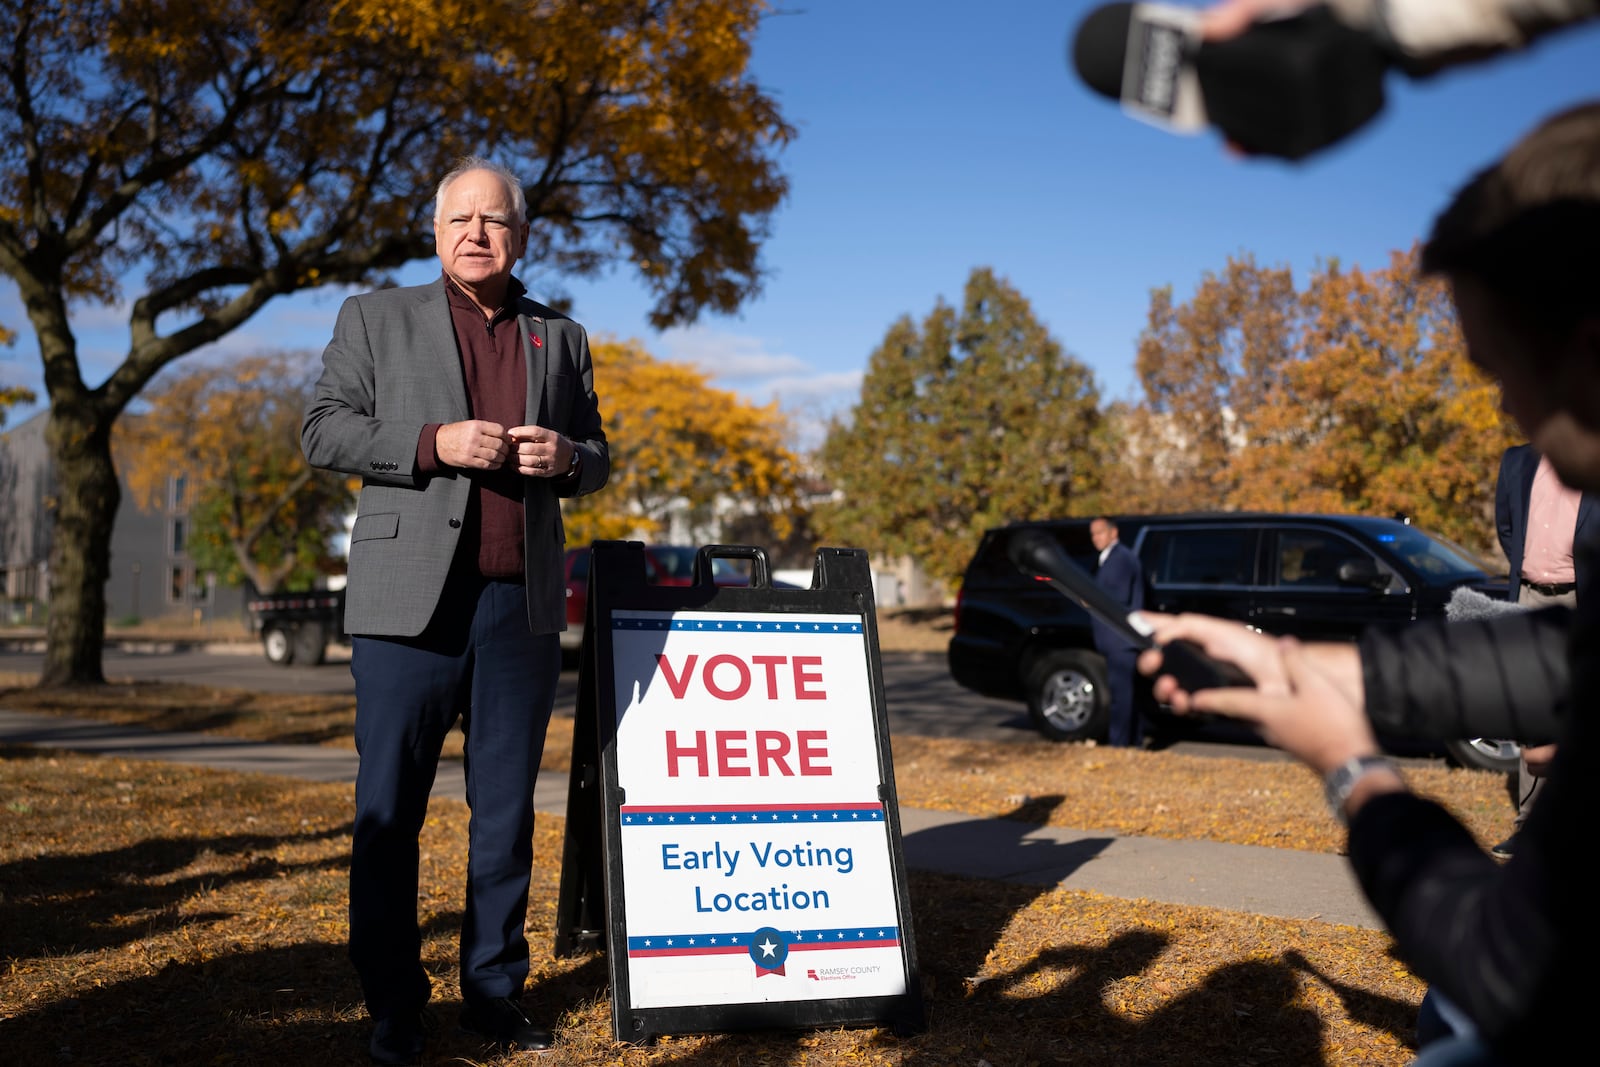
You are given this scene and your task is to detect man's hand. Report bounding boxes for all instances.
[1137,612,1366,712]
[1200,0,1317,40]
[435,420,511,469]
[509,425,575,478]
[1135,612,1289,710]
[1199,637,1384,776]
[1524,743,1558,777]
[1136,612,1383,777]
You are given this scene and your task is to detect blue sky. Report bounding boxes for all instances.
[2,1,1597,446]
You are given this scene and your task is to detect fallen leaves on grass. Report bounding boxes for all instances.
[2,747,1425,1066]
[889,735,1512,855]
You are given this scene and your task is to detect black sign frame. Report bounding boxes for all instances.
[554,541,926,1043]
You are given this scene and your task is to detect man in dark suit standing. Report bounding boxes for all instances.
[1090,516,1146,748]
[1491,441,1595,858]
[303,158,609,1065]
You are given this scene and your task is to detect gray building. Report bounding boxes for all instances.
[0,411,246,626]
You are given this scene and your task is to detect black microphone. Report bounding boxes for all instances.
[1072,2,1391,161]
[1007,529,1254,693]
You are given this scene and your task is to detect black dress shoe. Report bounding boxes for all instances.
[459,996,554,1051]
[369,1008,435,1066]
[1490,836,1516,860]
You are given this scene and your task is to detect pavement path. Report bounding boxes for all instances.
[0,707,1382,930]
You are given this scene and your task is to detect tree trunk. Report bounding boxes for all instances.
[40,405,118,687]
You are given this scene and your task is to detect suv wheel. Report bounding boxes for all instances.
[1444,737,1522,776]
[1026,651,1108,742]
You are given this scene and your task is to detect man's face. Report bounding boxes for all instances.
[1454,276,1600,491]
[433,168,529,296]
[1090,520,1115,551]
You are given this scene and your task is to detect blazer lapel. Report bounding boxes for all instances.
[520,310,549,425]
[1578,492,1599,539]
[411,281,471,419]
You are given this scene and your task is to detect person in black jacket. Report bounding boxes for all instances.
[1139,100,1600,1066]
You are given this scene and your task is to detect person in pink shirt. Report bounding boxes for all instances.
[1491,443,1596,857]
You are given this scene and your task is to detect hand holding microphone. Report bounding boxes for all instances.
[1006,530,1254,694]
[1072,1,1392,160]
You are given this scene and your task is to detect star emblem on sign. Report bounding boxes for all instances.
[748,926,789,978]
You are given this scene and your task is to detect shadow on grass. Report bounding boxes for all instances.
[885,796,1420,1065]
[0,684,356,746]
[1,890,1422,1067]
[0,825,350,958]
[1,792,1420,1065]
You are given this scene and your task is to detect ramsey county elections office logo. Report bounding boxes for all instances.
[748,926,790,977]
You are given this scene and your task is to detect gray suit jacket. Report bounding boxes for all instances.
[302,277,609,637]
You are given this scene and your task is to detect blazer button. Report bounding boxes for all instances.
[449,518,461,528]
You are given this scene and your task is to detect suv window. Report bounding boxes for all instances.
[1142,527,1257,587]
[1269,529,1376,589]
[1342,517,1495,586]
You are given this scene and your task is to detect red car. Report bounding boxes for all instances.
[561,545,755,655]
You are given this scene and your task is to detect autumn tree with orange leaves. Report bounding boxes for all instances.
[0,0,791,684]
[115,354,353,595]
[0,384,33,428]
[1115,249,1516,554]
[559,338,805,550]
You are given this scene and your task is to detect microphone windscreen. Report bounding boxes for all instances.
[1445,586,1528,622]
[1073,2,1134,101]
[1006,530,1057,576]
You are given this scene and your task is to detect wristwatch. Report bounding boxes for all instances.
[1323,755,1399,826]
[566,448,581,477]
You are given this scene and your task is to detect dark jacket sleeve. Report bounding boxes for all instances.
[1346,542,1598,1059]
[1495,448,1517,563]
[1346,789,1564,1057]
[1359,607,1570,743]
[1348,663,1593,1059]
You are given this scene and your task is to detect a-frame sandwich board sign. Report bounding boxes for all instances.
[554,541,926,1043]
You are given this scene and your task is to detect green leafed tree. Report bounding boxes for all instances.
[114,353,354,595]
[0,0,791,685]
[816,267,1104,587]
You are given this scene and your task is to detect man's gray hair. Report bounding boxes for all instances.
[434,156,528,224]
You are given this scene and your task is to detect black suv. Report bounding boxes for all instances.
[948,513,1513,768]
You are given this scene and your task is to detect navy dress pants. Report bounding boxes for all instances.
[1103,646,1144,749]
[347,575,560,1021]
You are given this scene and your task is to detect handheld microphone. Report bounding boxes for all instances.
[1007,529,1254,693]
[1072,2,1391,160]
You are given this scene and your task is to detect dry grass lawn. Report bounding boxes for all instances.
[0,610,1513,1065]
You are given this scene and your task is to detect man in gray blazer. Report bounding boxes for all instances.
[302,157,607,1065]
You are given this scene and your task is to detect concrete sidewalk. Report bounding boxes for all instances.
[0,707,1381,930]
